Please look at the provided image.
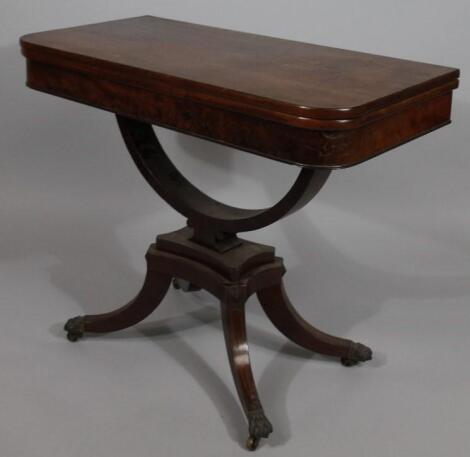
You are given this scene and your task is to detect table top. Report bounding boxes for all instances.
[21,16,460,168]
[21,16,458,126]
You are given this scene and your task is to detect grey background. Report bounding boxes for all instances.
[1,1,469,456]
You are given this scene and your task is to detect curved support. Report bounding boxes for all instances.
[257,282,372,365]
[117,115,331,236]
[64,269,172,341]
[221,299,273,449]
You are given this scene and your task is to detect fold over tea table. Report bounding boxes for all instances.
[21,16,459,450]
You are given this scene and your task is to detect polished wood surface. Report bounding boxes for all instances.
[20,16,459,167]
[20,16,458,122]
[64,268,171,340]
[61,117,373,449]
[64,227,370,449]
[257,282,371,365]
[22,17,459,450]
[117,114,331,248]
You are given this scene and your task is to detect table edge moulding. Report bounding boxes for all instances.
[20,15,459,168]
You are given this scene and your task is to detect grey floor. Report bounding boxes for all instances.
[2,7,470,454]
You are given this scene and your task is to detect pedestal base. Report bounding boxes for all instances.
[64,227,372,450]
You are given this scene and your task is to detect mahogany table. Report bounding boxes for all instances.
[21,16,459,450]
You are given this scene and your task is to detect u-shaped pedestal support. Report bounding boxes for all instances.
[64,115,372,451]
[117,115,331,250]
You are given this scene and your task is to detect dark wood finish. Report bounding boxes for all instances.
[63,226,369,448]
[64,231,284,447]
[22,16,459,450]
[157,227,277,281]
[64,256,172,340]
[61,116,372,449]
[19,16,458,123]
[117,114,330,249]
[20,16,459,167]
[221,299,273,450]
[257,283,372,366]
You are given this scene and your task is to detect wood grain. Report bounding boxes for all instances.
[20,16,460,167]
[20,16,458,124]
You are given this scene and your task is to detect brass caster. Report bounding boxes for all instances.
[64,316,85,342]
[245,409,272,450]
[172,278,201,292]
[246,436,260,451]
[341,342,373,366]
[66,332,80,342]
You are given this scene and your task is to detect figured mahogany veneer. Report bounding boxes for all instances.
[21,16,460,450]
[20,16,459,167]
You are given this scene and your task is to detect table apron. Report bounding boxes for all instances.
[25,60,453,168]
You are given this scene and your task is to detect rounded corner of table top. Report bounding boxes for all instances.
[19,32,36,52]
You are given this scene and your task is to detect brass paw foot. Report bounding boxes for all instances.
[341,342,373,366]
[246,410,273,450]
[172,278,201,292]
[64,316,86,342]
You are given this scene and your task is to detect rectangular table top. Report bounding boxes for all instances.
[21,16,460,168]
